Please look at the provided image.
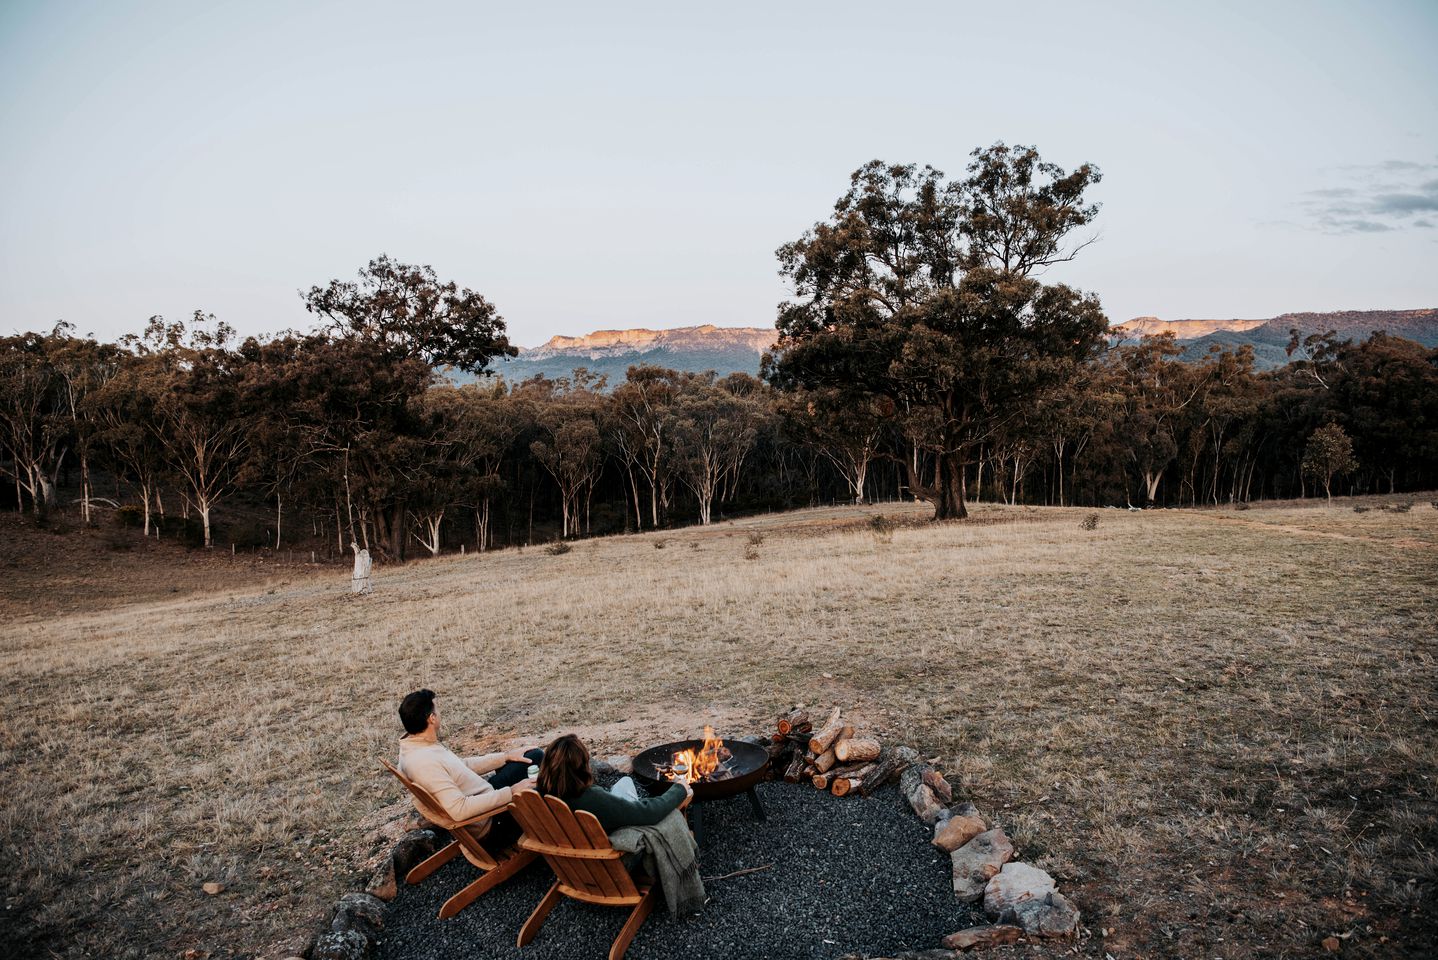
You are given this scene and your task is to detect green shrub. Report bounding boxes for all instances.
[114,505,144,528]
[545,541,572,556]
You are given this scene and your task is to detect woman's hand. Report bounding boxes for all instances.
[506,747,534,763]
[678,781,694,809]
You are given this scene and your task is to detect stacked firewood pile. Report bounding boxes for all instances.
[765,707,914,797]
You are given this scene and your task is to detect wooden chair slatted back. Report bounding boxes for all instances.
[512,792,639,901]
[517,794,605,894]
[380,758,500,870]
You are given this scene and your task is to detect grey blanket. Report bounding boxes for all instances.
[608,809,705,915]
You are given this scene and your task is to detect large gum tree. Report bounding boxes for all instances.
[769,144,1109,519]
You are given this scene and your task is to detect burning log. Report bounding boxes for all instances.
[835,738,881,763]
[858,745,918,797]
[808,707,844,754]
[776,709,811,735]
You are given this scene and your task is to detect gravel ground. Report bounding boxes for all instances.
[377,779,978,960]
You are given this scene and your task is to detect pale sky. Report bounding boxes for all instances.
[2,0,1435,348]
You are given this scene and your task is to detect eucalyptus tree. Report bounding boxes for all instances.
[0,328,67,515]
[1302,423,1358,501]
[138,313,251,548]
[49,330,122,523]
[777,386,884,504]
[670,374,763,525]
[770,144,1108,519]
[610,366,682,528]
[526,375,606,539]
[302,255,515,374]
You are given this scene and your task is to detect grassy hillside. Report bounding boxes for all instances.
[2,498,1435,958]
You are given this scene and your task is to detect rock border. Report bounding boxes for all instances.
[835,749,1079,958]
[293,740,1074,959]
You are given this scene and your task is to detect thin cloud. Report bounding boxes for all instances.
[1300,160,1438,234]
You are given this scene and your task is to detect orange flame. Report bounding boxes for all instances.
[668,725,729,784]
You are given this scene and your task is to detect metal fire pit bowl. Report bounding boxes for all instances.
[631,738,769,843]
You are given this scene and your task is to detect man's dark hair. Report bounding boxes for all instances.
[399,689,436,735]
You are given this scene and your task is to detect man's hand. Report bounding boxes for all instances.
[513,776,538,794]
[506,747,534,764]
[678,781,694,809]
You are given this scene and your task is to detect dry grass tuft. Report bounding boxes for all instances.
[2,497,1436,958]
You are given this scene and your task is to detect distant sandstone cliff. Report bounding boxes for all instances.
[491,325,776,383]
[1110,309,1438,368]
[1111,316,1267,339]
[472,309,1438,386]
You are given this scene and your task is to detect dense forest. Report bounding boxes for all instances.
[4,146,1436,560]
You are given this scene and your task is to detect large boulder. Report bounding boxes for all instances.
[1001,891,1080,939]
[330,892,385,939]
[983,862,1056,916]
[941,925,1024,950]
[900,765,950,824]
[310,930,369,960]
[365,858,397,902]
[932,806,986,853]
[389,828,445,883]
[950,828,1013,902]
[838,952,960,960]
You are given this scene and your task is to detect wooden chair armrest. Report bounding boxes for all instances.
[518,837,623,860]
[447,801,514,830]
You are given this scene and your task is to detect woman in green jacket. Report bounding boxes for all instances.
[537,734,691,831]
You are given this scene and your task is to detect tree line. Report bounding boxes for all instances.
[4,145,1435,560]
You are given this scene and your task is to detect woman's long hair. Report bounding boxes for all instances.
[538,734,594,801]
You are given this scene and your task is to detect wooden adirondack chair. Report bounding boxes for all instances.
[379,758,538,919]
[511,791,659,960]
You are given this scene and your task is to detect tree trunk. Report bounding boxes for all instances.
[627,466,643,531]
[477,498,491,551]
[1143,469,1163,505]
[80,452,91,523]
[934,451,968,520]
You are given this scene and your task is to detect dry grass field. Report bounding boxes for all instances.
[2,497,1435,959]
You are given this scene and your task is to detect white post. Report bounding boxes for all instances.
[350,542,373,594]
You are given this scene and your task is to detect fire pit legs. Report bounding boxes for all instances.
[686,787,765,847]
[745,786,766,821]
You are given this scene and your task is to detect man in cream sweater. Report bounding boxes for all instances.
[396,689,541,848]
